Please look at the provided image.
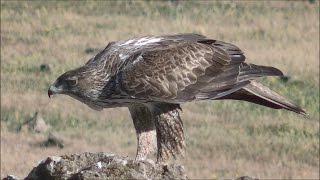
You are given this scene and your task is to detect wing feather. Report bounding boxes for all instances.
[119,38,245,103]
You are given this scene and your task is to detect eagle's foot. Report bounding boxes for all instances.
[129,104,157,161]
[134,130,157,161]
[152,103,185,163]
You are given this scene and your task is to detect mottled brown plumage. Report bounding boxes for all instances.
[48,33,306,163]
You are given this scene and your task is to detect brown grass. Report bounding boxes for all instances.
[1,1,319,179]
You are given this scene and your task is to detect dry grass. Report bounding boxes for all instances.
[1,1,319,179]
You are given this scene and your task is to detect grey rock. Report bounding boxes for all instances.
[5,152,259,180]
[24,152,188,180]
[235,176,259,180]
[2,175,19,180]
[42,132,65,148]
[19,112,49,133]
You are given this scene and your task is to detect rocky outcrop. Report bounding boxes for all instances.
[24,152,187,180]
[3,152,259,180]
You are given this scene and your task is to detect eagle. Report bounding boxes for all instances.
[48,33,306,162]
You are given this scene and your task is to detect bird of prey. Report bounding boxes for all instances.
[48,33,306,162]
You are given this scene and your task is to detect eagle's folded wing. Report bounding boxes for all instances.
[119,40,246,103]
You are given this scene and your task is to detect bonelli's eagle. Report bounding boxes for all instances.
[48,34,306,162]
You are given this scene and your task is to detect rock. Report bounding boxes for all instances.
[235,176,259,180]
[5,152,259,180]
[24,152,187,180]
[42,132,65,148]
[2,175,19,180]
[19,112,49,133]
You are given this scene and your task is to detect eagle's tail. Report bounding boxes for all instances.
[218,80,307,115]
[238,63,284,81]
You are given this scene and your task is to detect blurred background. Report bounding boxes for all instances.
[1,1,319,179]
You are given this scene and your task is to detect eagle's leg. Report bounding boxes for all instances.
[151,103,185,163]
[128,104,157,161]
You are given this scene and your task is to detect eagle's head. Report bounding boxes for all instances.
[48,66,108,110]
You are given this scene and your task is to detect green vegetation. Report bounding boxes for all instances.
[1,1,319,179]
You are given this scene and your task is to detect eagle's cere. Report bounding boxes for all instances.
[48,34,306,162]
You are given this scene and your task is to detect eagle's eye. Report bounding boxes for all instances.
[66,78,78,86]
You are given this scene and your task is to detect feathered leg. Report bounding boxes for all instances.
[150,103,185,163]
[128,104,157,160]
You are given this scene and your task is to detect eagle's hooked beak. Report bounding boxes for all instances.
[48,88,53,98]
[48,83,62,98]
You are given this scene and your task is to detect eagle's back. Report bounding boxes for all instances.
[85,34,282,104]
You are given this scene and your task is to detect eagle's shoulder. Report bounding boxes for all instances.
[85,33,209,68]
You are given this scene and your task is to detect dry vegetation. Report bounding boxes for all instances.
[1,1,319,179]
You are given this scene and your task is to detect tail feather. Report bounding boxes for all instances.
[217,80,307,116]
[239,63,284,82]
